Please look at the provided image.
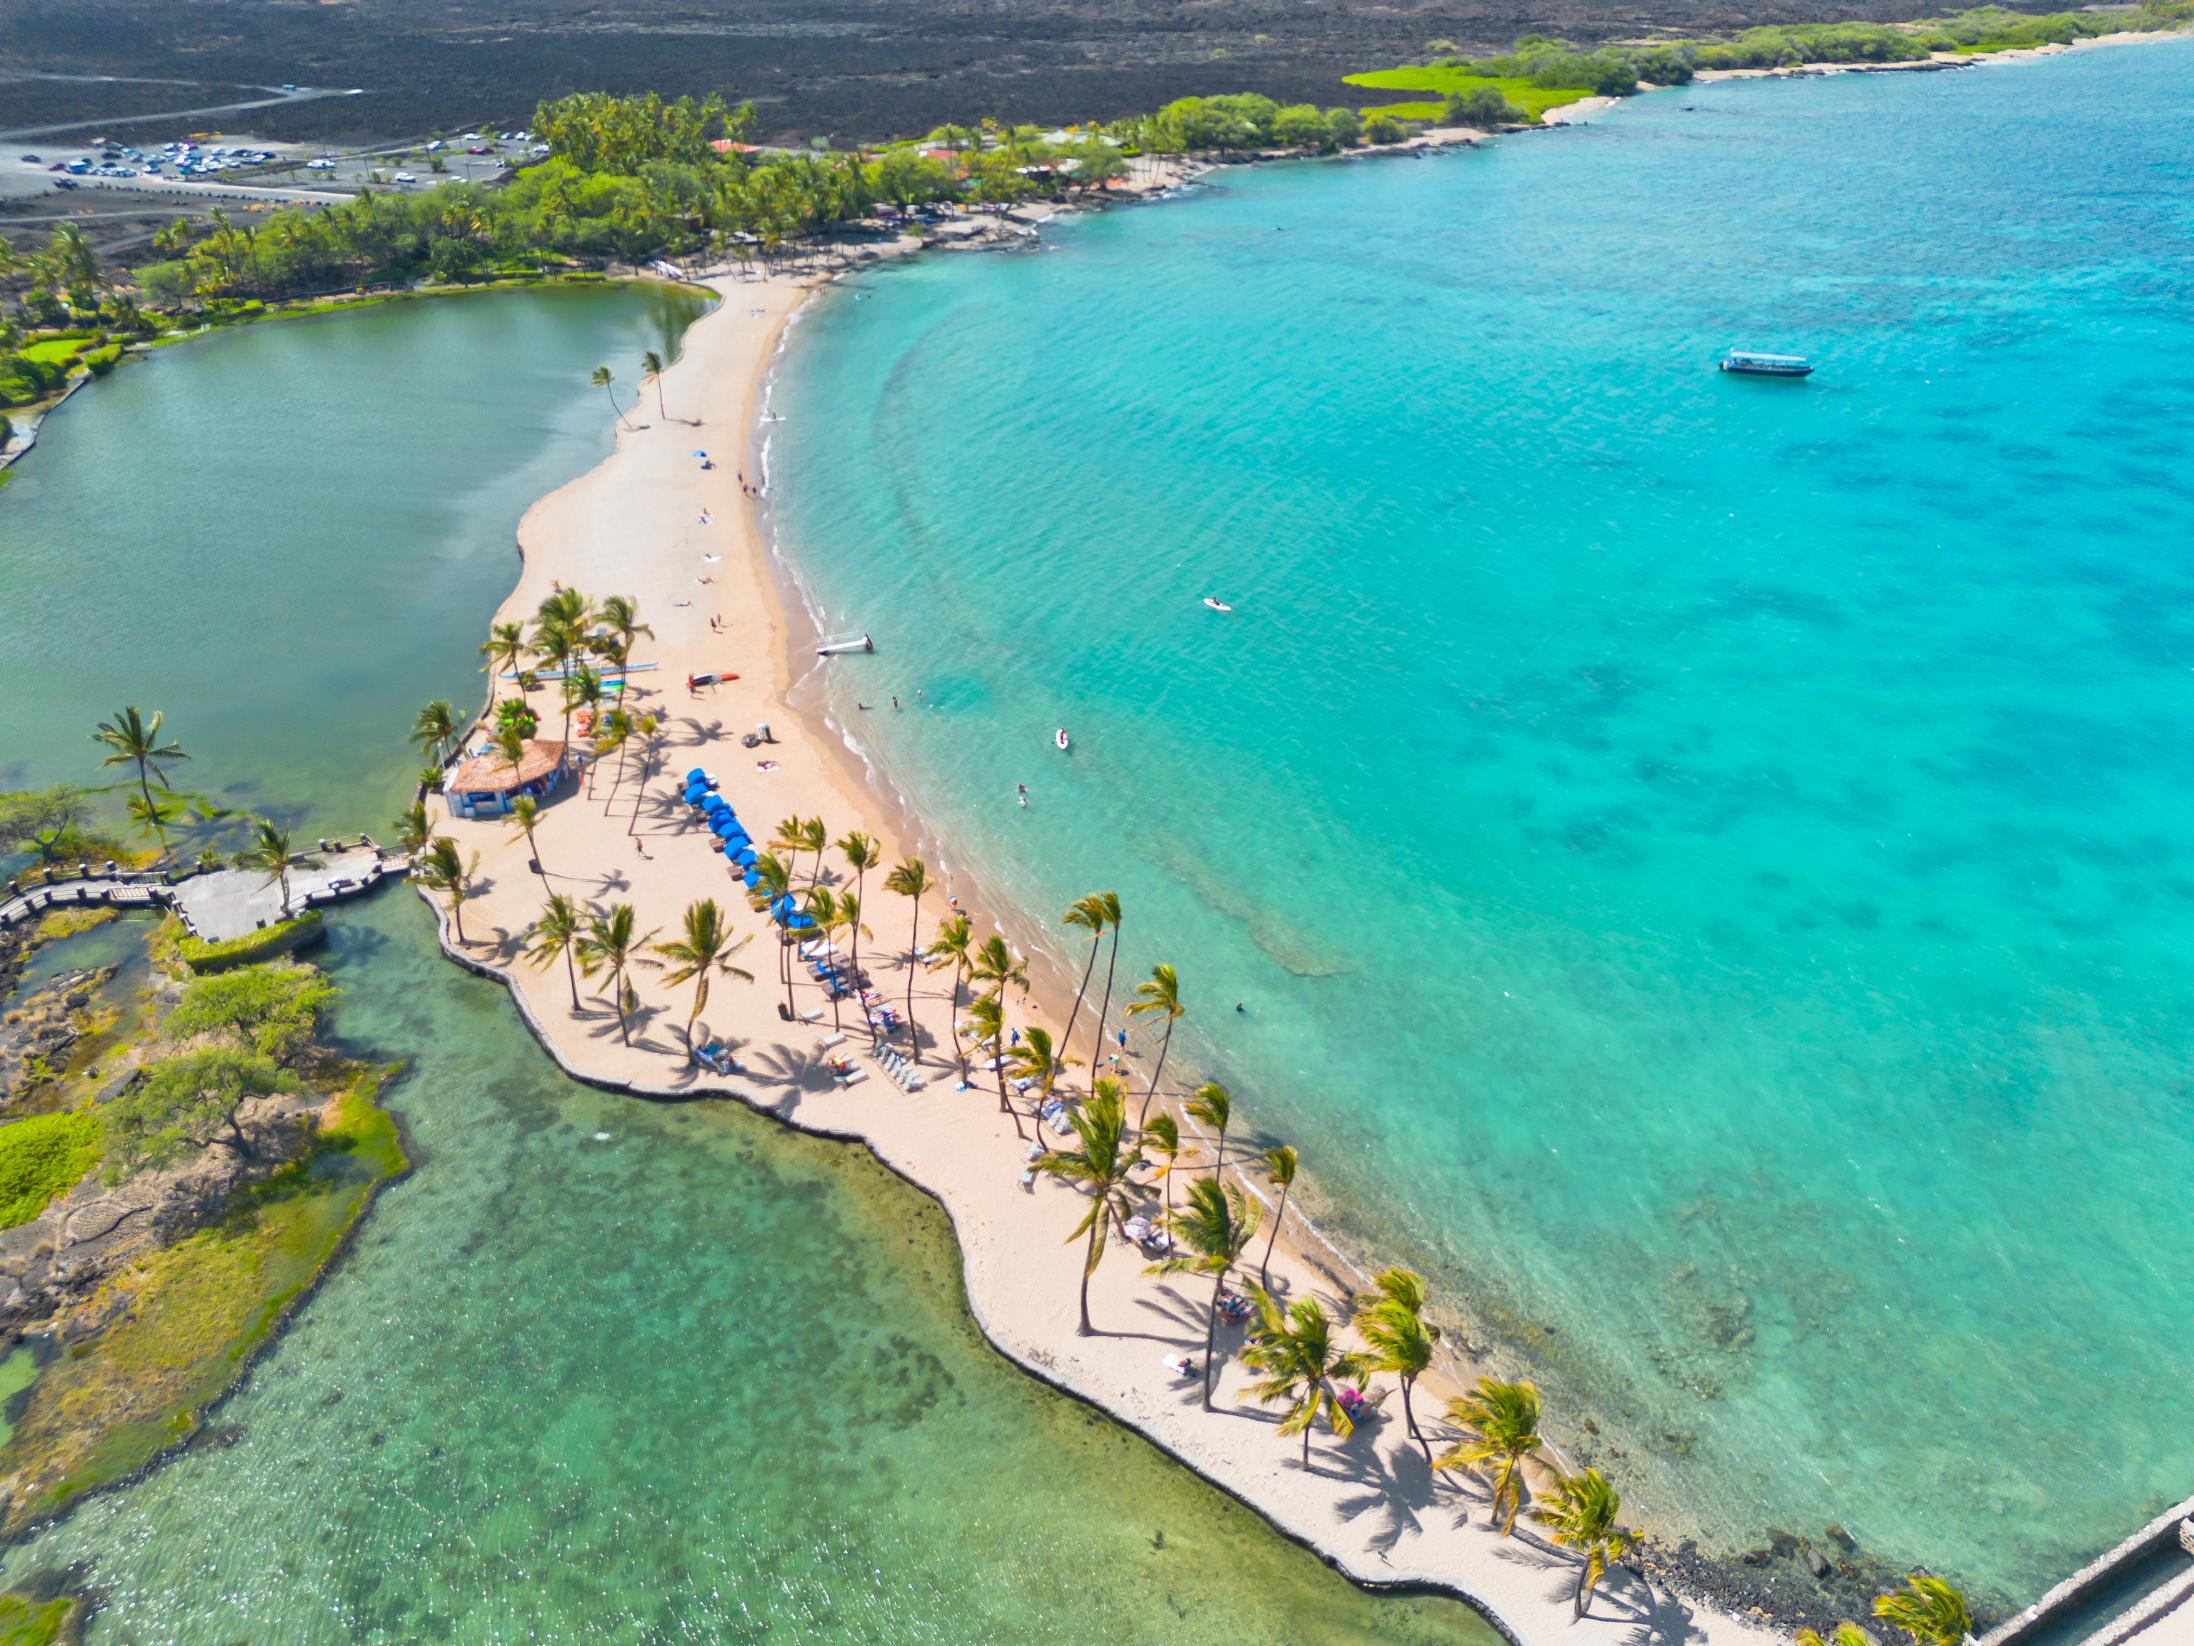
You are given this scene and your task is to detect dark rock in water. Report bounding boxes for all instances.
[1827,1523,1858,1552]
[1740,1546,1772,1567]
[1806,1546,1832,1579]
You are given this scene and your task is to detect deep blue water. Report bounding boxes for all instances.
[767,42,2194,1602]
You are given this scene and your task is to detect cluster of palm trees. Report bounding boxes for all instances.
[589,351,680,430]
[521,889,753,1048]
[410,587,658,815]
[1802,1579,1975,1646]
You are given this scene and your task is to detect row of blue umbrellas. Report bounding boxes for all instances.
[684,769,809,927]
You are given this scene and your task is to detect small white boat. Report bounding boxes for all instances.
[816,633,874,656]
[1203,597,1233,612]
[1054,728,1071,751]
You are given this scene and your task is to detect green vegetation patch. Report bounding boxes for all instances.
[0,1070,405,1537]
[0,1593,79,1646]
[1345,68,1592,122]
[0,1112,102,1230]
[175,911,324,974]
[13,341,88,368]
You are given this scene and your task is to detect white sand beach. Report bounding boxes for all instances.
[425,266,1786,1646]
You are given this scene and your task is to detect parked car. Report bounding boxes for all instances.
[19,153,40,164]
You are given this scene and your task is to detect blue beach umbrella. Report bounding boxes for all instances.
[701,795,732,817]
[742,867,764,888]
[730,846,759,868]
[710,813,743,839]
[684,768,710,786]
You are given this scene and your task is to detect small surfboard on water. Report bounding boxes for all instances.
[1055,728,1071,752]
[1203,597,1233,612]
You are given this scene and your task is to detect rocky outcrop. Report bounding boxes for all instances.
[0,967,115,1104]
[0,1091,321,1331]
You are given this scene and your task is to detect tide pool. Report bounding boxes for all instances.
[0,291,1496,1643]
[766,42,2194,1603]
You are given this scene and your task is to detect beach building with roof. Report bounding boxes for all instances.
[446,739,570,820]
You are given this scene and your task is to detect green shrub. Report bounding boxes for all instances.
[0,1110,102,1229]
[168,964,336,1058]
[176,911,325,974]
[82,344,121,378]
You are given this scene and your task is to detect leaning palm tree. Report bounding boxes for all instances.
[590,364,629,428]
[480,620,526,705]
[923,914,974,1073]
[1085,890,1124,1072]
[1797,1627,1875,1646]
[744,848,799,1019]
[965,992,1025,1138]
[1436,1377,1544,1534]
[593,594,653,676]
[1056,893,1110,1062]
[836,831,880,969]
[969,933,1027,1004]
[1256,1144,1298,1289]
[642,899,755,1050]
[591,707,635,804]
[640,349,669,420]
[1187,1081,1232,1179]
[797,816,829,891]
[526,892,586,1012]
[883,858,931,1053]
[393,800,432,857]
[1533,1470,1638,1619]
[237,818,308,917]
[1144,1112,1197,1218]
[803,887,847,1031]
[1872,1576,1974,1646]
[1151,1175,1260,1411]
[91,705,187,815]
[1241,1289,1365,1469]
[505,793,549,879]
[416,836,480,945]
[1036,1080,1144,1336]
[1127,961,1183,1127]
[1006,1026,1071,1124]
[769,815,809,882]
[1354,1268,1441,1465]
[576,903,656,1045]
[410,699,459,768]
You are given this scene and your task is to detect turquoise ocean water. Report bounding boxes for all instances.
[0,291,1493,1643]
[766,43,2194,1601]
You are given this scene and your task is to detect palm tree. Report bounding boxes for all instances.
[1056,893,1109,1062]
[797,817,829,889]
[1797,1627,1876,1646]
[1533,1469,1638,1619]
[1354,1268,1441,1466]
[1872,1576,1974,1646]
[592,707,635,803]
[126,789,180,863]
[744,848,799,1019]
[641,348,669,420]
[1255,1144,1298,1289]
[1436,1377,1544,1534]
[237,818,308,917]
[561,664,604,757]
[836,830,880,969]
[410,699,459,768]
[769,815,810,881]
[91,706,187,815]
[527,892,585,1012]
[803,887,850,1031]
[590,364,629,428]
[505,794,549,879]
[883,858,931,1053]
[643,899,754,1049]
[1086,890,1124,1073]
[1151,1175,1260,1410]
[1144,1112,1197,1217]
[480,620,525,704]
[537,585,591,636]
[1036,1080,1144,1336]
[577,903,656,1045]
[1006,1026,1071,1126]
[965,993,1025,1138]
[416,836,480,945]
[1187,1081,1232,1179]
[531,617,578,703]
[393,800,432,857]
[1127,962,1183,1127]
[1242,1289,1365,1469]
[923,914,974,1073]
[593,594,653,676]
[969,934,1027,1004]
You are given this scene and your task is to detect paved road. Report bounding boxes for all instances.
[0,79,357,143]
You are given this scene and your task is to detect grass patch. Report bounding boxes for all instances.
[1344,67,1593,121]
[0,1112,101,1231]
[0,1593,77,1646]
[0,1069,405,1536]
[13,341,87,368]
[176,910,324,974]
[29,907,116,945]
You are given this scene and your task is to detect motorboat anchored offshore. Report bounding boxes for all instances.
[1720,349,1814,378]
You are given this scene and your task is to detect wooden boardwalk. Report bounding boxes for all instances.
[1,842,407,944]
